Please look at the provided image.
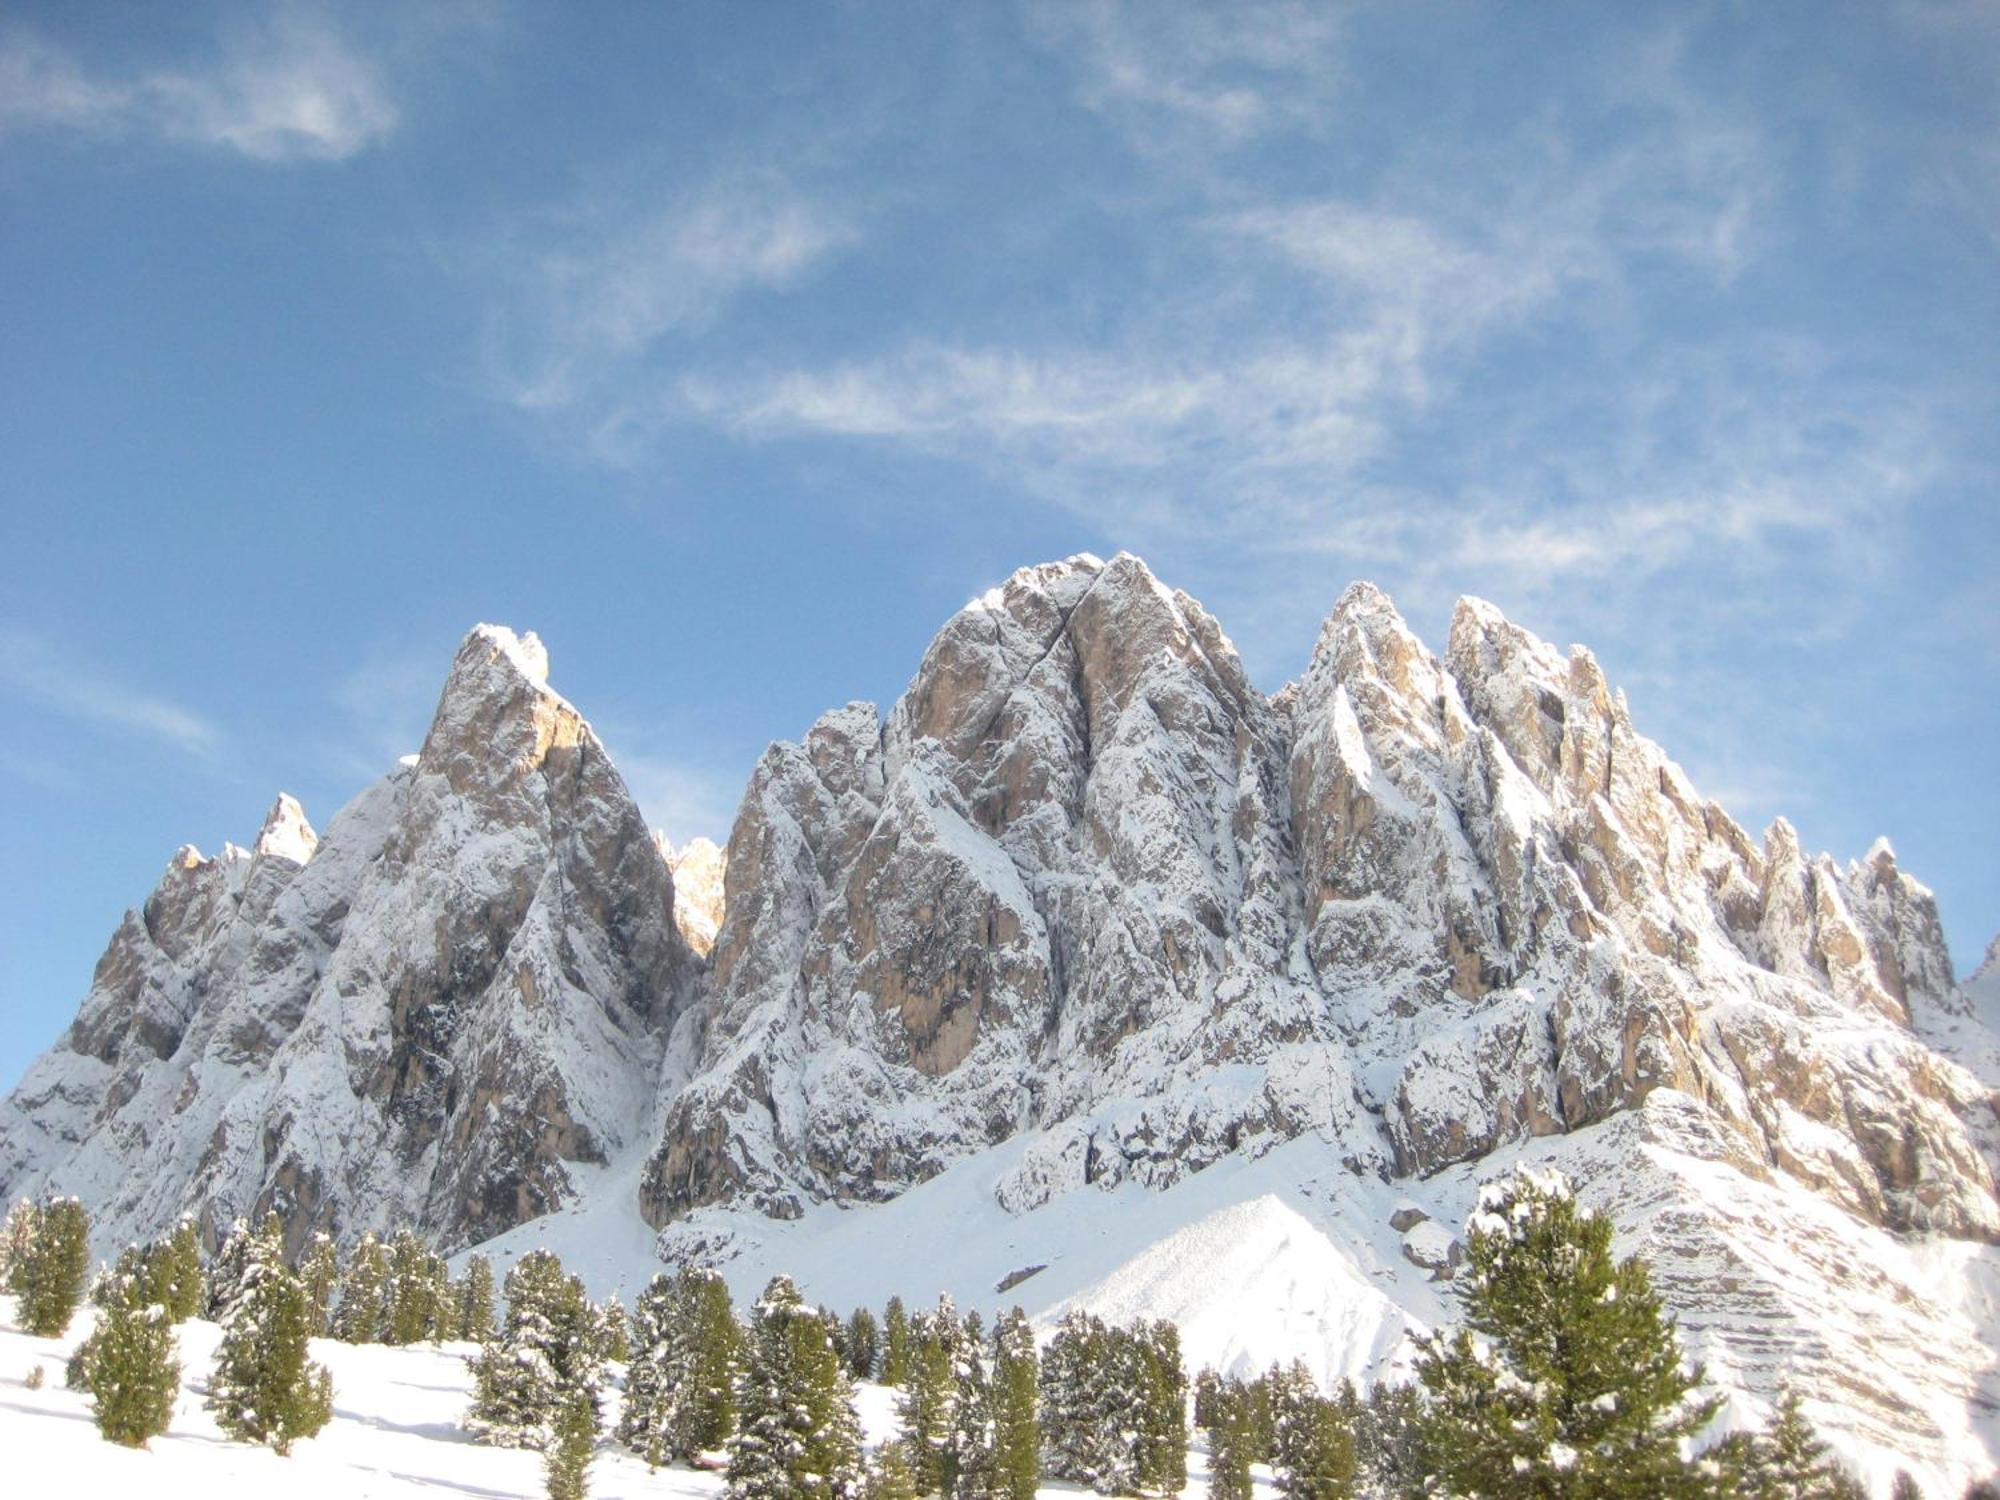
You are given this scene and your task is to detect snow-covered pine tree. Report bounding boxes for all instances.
[545,1383,601,1500]
[15,1195,90,1336]
[204,1230,333,1456]
[865,1441,922,1500]
[847,1306,881,1381]
[0,1197,36,1289]
[1202,1377,1255,1500]
[75,1264,182,1447]
[385,1229,442,1345]
[595,1296,630,1364]
[726,1275,863,1500]
[1711,1386,1868,1499]
[150,1215,205,1322]
[299,1232,339,1336]
[619,1265,742,1465]
[464,1249,603,1449]
[990,1308,1039,1500]
[883,1295,911,1386]
[458,1254,498,1343]
[1133,1320,1188,1495]
[206,1213,284,1325]
[1038,1309,1109,1487]
[1268,1363,1353,1500]
[334,1232,390,1343]
[900,1294,963,1494]
[1416,1166,1719,1497]
[950,1309,995,1500]
[1351,1381,1424,1497]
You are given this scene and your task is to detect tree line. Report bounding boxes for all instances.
[3,1175,1981,1499]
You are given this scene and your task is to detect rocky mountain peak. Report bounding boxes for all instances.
[252,793,317,865]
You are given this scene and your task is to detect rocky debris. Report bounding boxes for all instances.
[1398,1220,1461,1280]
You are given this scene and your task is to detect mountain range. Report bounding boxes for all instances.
[6,552,1998,1494]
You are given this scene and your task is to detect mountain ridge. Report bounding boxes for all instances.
[4,552,1997,1489]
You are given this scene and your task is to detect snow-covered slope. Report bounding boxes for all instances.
[5,556,1998,1492]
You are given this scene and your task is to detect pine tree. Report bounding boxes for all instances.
[1352,1381,1425,1498]
[0,1197,37,1290]
[151,1216,206,1322]
[1133,1320,1188,1495]
[15,1196,90,1336]
[847,1306,881,1381]
[1715,1386,1869,1499]
[206,1213,285,1324]
[883,1295,912,1386]
[1203,1378,1255,1500]
[1268,1364,1353,1500]
[1890,1475,1924,1500]
[596,1296,630,1364]
[385,1230,443,1345]
[726,1275,864,1500]
[950,1309,996,1500]
[458,1254,498,1343]
[1039,1309,1109,1487]
[299,1232,339,1336]
[900,1294,962,1494]
[990,1308,1039,1500]
[334,1232,390,1343]
[205,1233,333,1456]
[865,1441,923,1500]
[1418,1167,1722,1497]
[620,1265,742,1465]
[464,1250,603,1449]
[546,1384,601,1500]
[75,1266,182,1447]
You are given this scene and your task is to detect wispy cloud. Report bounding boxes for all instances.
[479,172,860,419]
[1026,0,1346,144]
[0,10,396,163]
[0,629,220,757]
[598,739,741,847]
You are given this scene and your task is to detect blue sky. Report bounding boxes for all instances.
[1,1,1995,1085]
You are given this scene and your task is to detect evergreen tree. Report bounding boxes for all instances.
[1890,1475,1923,1500]
[1352,1381,1425,1498]
[385,1230,445,1345]
[458,1254,498,1343]
[1713,1387,1869,1499]
[865,1441,923,1500]
[900,1294,963,1494]
[15,1196,90,1336]
[334,1232,390,1343]
[151,1216,206,1322]
[205,1232,333,1456]
[0,1197,37,1290]
[596,1296,630,1364]
[299,1232,339,1336]
[75,1266,182,1447]
[1133,1320,1188,1495]
[883,1295,912,1386]
[726,1275,864,1500]
[1203,1378,1256,1500]
[206,1213,285,1324]
[620,1265,742,1465]
[950,1309,996,1500]
[1416,1167,1718,1497]
[1039,1309,1110,1487]
[847,1306,881,1381]
[546,1384,601,1500]
[989,1309,1039,1500]
[1268,1364,1353,1500]
[464,1250,604,1449]
[1193,1368,1223,1432]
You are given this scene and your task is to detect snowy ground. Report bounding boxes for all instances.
[0,1294,1272,1500]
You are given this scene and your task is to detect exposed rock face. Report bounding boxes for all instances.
[0,625,698,1254]
[638,555,1997,1254]
[659,836,726,958]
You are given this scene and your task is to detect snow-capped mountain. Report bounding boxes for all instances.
[5,553,1998,1490]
